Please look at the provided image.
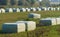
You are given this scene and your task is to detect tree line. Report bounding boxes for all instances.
[0,0,60,7]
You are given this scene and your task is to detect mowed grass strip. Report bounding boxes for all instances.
[0,11,60,37]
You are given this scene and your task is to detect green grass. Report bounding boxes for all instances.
[0,11,60,37]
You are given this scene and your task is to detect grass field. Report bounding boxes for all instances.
[0,11,60,37]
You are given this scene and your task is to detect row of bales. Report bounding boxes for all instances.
[2,13,40,33]
[0,7,60,13]
[28,13,60,26]
[2,13,60,33]
[40,17,60,26]
[2,21,36,33]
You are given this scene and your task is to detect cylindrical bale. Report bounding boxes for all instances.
[46,7,52,11]
[26,9,30,12]
[0,9,1,13]
[53,8,56,11]
[50,7,56,11]
[40,7,44,10]
[44,8,47,11]
[13,8,17,12]
[2,23,25,33]
[42,7,47,11]
[36,8,41,11]
[32,8,36,12]
[57,8,60,11]
[16,21,36,31]
[30,8,36,12]
[47,7,51,11]
[0,8,5,13]
[16,8,20,12]
[25,8,29,9]
[5,8,9,13]
[26,8,30,12]
[28,13,41,19]
[39,18,57,26]
[30,8,33,11]
[9,8,13,13]
[20,8,26,12]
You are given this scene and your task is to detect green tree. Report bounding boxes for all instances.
[26,0,37,6]
[0,0,7,5]
[41,0,50,7]
[10,0,15,5]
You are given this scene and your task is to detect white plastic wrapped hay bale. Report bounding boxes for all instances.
[16,8,20,12]
[38,8,41,11]
[32,8,36,12]
[50,7,53,11]
[26,8,30,12]
[27,9,30,12]
[9,8,13,13]
[57,8,60,11]
[56,18,60,24]
[36,8,41,11]
[20,8,26,12]
[44,8,48,11]
[26,21,36,31]
[47,7,51,11]
[51,7,56,11]
[0,8,5,13]
[30,8,36,12]
[0,9,1,13]
[41,7,45,11]
[25,8,29,9]
[42,7,47,11]
[2,23,25,33]
[53,8,56,11]
[28,13,41,19]
[16,21,36,31]
[40,18,57,26]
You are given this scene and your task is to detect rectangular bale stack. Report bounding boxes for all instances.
[16,21,36,31]
[40,18,57,26]
[2,23,25,33]
[26,21,36,31]
[56,18,60,24]
[28,13,41,19]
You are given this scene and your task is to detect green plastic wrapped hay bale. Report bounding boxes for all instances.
[28,13,41,19]
[2,23,25,33]
[40,18,57,26]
